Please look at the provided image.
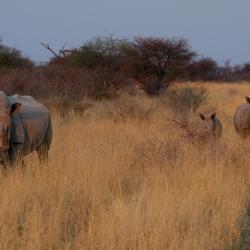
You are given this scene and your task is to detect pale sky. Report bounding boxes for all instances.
[0,0,249,64]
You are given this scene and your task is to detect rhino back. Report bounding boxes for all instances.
[8,95,49,114]
[234,103,250,132]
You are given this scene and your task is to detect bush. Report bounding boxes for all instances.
[184,57,219,81]
[162,84,208,116]
[0,66,90,98]
[50,35,128,69]
[103,94,156,122]
[0,41,33,69]
[47,36,131,99]
[87,68,127,99]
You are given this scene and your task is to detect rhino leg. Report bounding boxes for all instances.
[240,128,250,140]
[8,144,23,164]
[37,117,52,164]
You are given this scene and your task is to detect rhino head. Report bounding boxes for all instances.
[199,112,222,139]
[0,102,21,153]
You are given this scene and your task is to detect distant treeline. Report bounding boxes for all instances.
[1,36,250,99]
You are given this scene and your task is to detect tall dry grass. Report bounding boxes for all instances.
[0,83,250,249]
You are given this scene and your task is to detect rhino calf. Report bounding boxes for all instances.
[0,91,52,166]
[199,113,223,139]
[234,97,250,139]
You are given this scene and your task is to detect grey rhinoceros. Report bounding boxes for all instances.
[234,97,250,139]
[0,90,52,166]
[199,113,223,139]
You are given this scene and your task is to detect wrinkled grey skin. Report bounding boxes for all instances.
[0,91,52,166]
[199,113,223,139]
[234,97,250,139]
[8,94,53,164]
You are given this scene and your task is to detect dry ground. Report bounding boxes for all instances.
[0,82,250,249]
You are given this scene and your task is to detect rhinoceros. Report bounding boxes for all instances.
[234,97,250,139]
[0,91,52,166]
[199,113,223,139]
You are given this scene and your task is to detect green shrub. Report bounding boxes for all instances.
[0,41,33,69]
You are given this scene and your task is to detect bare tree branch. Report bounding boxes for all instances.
[41,42,59,57]
[42,42,73,58]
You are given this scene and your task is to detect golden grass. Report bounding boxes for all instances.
[1,82,250,249]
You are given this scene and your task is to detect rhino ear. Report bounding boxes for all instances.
[245,97,250,103]
[199,113,205,120]
[10,103,21,114]
[211,113,216,120]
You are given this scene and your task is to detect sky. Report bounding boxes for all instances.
[0,0,249,64]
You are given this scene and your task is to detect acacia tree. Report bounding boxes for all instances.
[123,37,195,95]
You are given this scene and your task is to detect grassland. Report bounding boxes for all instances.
[0,83,250,249]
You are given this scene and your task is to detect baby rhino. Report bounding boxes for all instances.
[234,97,250,139]
[199,113,223,139]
